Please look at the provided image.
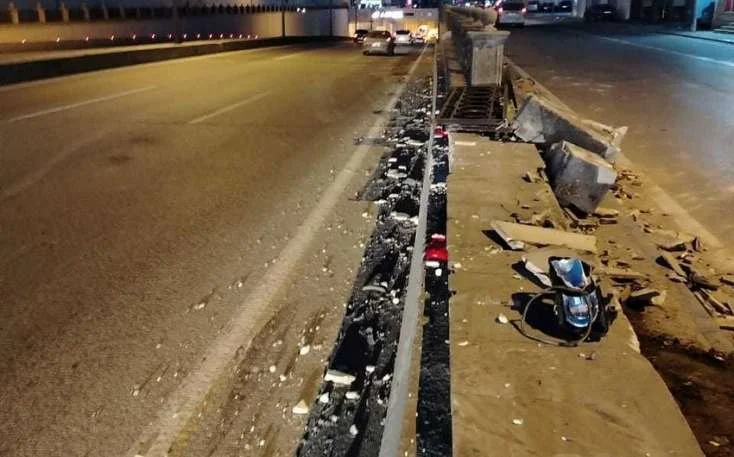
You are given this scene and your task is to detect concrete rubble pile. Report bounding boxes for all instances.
[296,76,434,457]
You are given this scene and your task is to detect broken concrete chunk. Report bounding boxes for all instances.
[545,141,617,214]
[592,207,619,218]
[651,290,667,306]
[512,94,620,162]
[659,252,687,279]
[690,271,719,290]
[491,220,597,253]
[626,288,661,307]
[657,240,687,252]
[324,369,356,386]
[292,400,309,415]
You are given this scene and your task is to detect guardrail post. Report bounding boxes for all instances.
[60,2,70,22]
[444,6,508,88]
[35,2,46,23]
[8,1,19,24]
[81,2,90,21]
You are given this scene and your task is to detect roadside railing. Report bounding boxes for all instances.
[444,6,508,87]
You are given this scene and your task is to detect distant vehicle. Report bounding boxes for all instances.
[496,1,527,26]
[556,0,573,12]
[539,1,554,11]
[395,30,412,45]
[353,29,369,44]
[586,3,616,20]
[363,30,395,55]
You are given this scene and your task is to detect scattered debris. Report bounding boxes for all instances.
[349,425,359,436]
[292,400,309,415]
[300,345,311,356]
[324,369,356,386]
[496,313,509,324]
[512,418,524,426]
[345,391,360,400]
[457,340,469,347]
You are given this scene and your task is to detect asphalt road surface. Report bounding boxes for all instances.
[0,42,426,457]
[506,24,734,246]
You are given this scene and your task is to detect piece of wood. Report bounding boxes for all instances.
[659,252,686,278]
[720,275,734,287]
[490,220,597,253]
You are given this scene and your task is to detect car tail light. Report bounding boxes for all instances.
[521,7,527,13]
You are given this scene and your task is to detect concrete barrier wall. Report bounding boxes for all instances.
[1,0,336,9]
[0,9,349,43]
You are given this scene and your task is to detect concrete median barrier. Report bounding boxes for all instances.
[0,36,346,85]
[545,140,617,214]
[513,93,621,162]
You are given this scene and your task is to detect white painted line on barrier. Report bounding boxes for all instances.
[125,46,427,457]
[187,90,273,124]
[6,86,157,122]
[573,30,734,69]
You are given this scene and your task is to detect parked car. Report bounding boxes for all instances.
[556,0,573,12]
[496,1,527,26]
[395,29,412,45]
[586,3,616,20]
[363,30,395,55]
[353,29,369,44]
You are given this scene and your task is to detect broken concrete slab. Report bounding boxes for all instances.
[545,141,618,214]
[512,94,621,162]
[659,252,687,279]
[491,220,597,253]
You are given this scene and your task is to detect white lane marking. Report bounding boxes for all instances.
[0,45,301,94]
[187,90,273,124]
[573,30,734,68]
[274,51,303,60]
[6,86,157,122]
[126,49,427,457]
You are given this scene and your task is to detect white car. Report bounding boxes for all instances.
[496,1,527,26]
[394,30,412,45]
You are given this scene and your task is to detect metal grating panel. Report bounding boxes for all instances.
[436,85,506,133]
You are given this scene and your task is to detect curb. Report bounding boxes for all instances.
[656,30,734,45]
[0,36,348,86]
